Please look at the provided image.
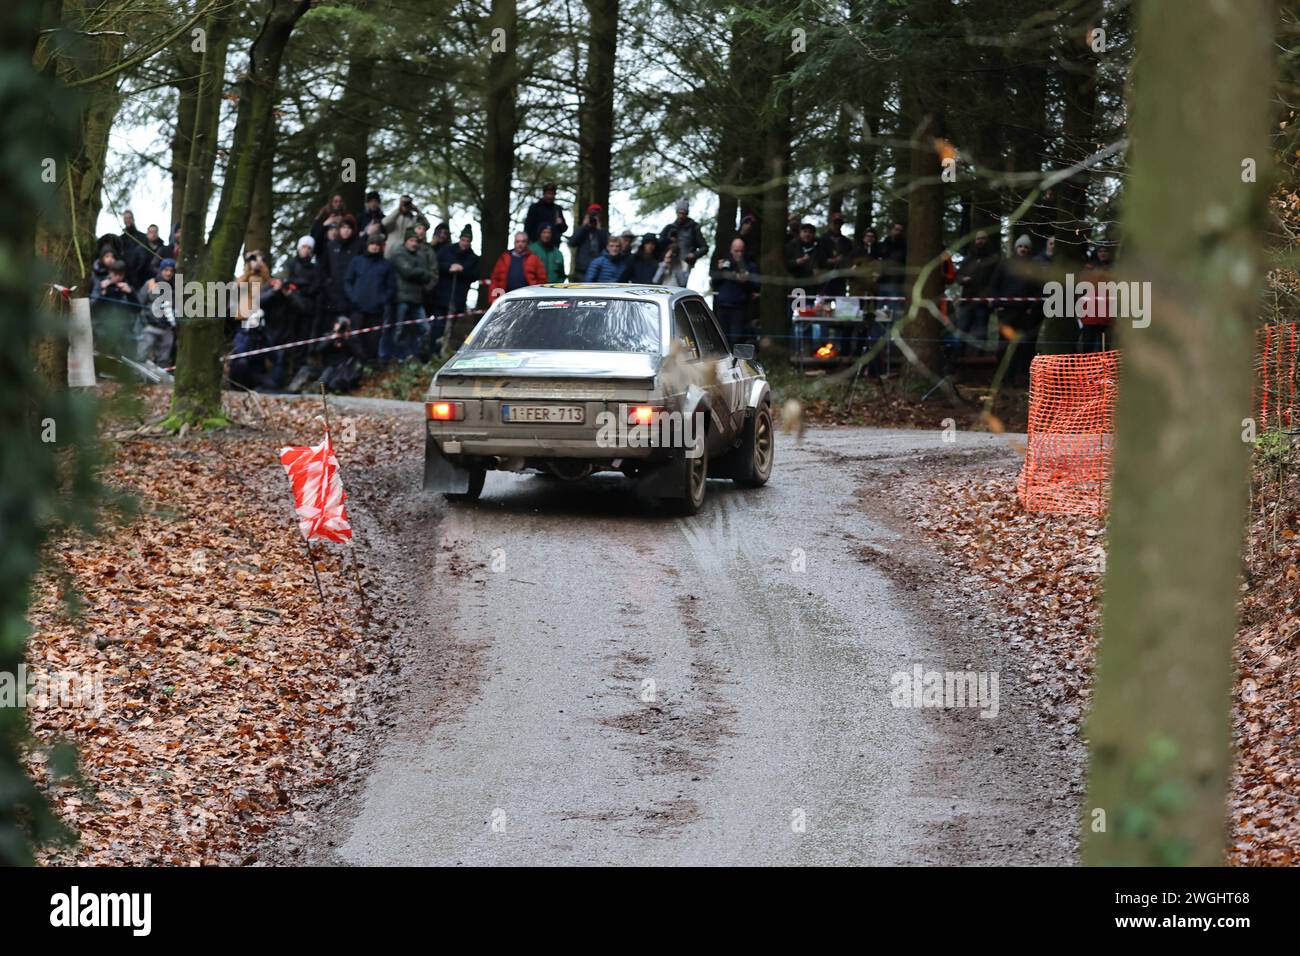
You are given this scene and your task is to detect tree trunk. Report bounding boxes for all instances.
[900,0,948,374]
[853,108,880,237]
[576,0,618,218]
[32,0,125,391]
[480,0,518,277]
[243,122,276,258]
[169,51,199,234]
[757,41,792,346]
[170,0,309,428]
[331,51,376,215]
[1083,0,1272,866]
[0,0,80,867]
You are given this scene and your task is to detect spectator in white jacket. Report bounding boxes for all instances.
[382,194,430,259]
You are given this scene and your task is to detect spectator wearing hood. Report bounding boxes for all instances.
[137,258,179,365]
[388,228,436,362]
[345,232,396,361]
[530,223,567,283]
[431,222,452,254]
[584,234,630,283]
[524,183,568,243]
[737,214,760,257]
[659,200,708,273]
[626,234,661,284]
[568,203,609,280]
[653,244,689,287]
[489,231,547,301]
[434,225,480,318]
[383,194,430,259]
[92,257,138,354]
[91,240,121,290]
[283,235,322,366]
[711,238,758,344]
[320,215,362,319]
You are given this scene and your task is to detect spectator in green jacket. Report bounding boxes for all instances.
[387,228,434,362]
[530,223,566,283]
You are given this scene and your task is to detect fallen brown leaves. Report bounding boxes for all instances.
[904,459,1300,866]
[25,389,416,865]
[905,470,1104,729]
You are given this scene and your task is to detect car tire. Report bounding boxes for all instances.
[446,467,486,502]
[666,426,708,516]
[732,402,774,487]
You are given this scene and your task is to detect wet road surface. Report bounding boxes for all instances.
[309,397,1079,865]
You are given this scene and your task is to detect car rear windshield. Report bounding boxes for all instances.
[466,297,662,353]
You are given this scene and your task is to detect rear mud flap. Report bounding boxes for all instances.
[635,455,688,499]
[422,438,473,493]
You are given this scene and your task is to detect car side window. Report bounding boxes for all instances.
[686,300,729,358]
[672,304,701,361]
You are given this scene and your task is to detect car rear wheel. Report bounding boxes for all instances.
[446,467,485,502]
[667,428,708,516]
[733,402,774,487]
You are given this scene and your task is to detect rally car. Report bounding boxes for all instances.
[421,283,773,514]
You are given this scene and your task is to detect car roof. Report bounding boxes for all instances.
[502,282,700,303]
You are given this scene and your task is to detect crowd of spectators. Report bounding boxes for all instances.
[87,181,1117,393]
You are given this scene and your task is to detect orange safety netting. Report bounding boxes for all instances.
[1016,350,1121,516]
[1255,323,1299,432]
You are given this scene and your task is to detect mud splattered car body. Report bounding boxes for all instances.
[422,283,773,513]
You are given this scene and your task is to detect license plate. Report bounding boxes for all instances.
[501,403,585,424]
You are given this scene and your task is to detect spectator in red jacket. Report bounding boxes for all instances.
[488,231,547,302]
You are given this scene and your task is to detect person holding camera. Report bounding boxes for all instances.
[382,194,429,259]
[653,244,689,288]
[658,200,708,276]
[567,203,609,281]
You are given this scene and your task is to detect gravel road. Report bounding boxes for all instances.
[291,396,1080,866]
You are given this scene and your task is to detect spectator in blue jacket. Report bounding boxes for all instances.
[710,238,758,345]
[584,234,630,282]
[344,233,396,361]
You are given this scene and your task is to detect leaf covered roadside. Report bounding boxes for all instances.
[903,456,1300,866]
[24,391,416,865]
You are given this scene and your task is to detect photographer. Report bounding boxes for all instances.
[653,244,689,288]
[567,203,609,280]
[658,200,708,274]
[382,194,429,259]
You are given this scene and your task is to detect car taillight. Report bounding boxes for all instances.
[426,400,464,421]
[628,405,659,426]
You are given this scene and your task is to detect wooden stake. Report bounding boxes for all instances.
[301,533,326,604]
[320,384,371,618]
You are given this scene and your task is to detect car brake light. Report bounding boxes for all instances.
[426,400,464,421]
[628,405,658,426]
